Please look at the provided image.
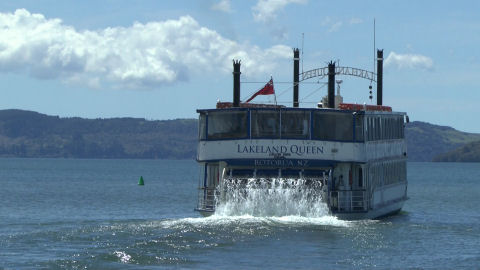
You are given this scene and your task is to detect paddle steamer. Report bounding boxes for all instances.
[195,49,408,219]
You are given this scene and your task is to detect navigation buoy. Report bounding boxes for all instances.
[138,176,145,186]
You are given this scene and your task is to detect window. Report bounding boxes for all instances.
[378,160,408,186]
[313,112,353,141]
[354,114,364,141]
[386,118,391,140]
[358,167,363,187]
[199,113,207,140]
[367,117,373,141]
[400,116,405,139]
[364,115,406,141]
[251,110,280,138]
[207,111,248,139]
[281,110,310,139]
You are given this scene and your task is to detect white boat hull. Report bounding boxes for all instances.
[333,199,406,220]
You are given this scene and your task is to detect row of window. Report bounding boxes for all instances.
[199,109,404,142]
[369,160,407,188]
[365,116,404,141]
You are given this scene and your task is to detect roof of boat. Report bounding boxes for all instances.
[197,102,406,115]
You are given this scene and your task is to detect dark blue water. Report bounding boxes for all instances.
[1,159,479,269]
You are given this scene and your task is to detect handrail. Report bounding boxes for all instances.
[196,188,217,211]
[330,190,369,212]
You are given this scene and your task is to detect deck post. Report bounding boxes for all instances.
[293,48,300,107]
[377,50,383,106]
[328,61,335,108]
[233,60,241,107]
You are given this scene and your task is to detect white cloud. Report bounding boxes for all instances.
[321,16,343,33]
[0,9,291,89]
[328,21,343,33]
[252,0,307,23]
[385,52,434,70]
[349,18,363,25]
[320,17,362,33]
[211,0,232,13]
[321,16,332,26]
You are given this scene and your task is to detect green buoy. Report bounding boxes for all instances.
[138,176,145,186]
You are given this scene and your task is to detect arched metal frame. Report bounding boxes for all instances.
[300,66,376,83]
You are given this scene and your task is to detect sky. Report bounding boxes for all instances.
[1,0,480,132]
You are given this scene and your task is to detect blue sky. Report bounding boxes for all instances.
[1,1,480,132]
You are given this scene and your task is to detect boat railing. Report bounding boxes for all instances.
[195,187,217,211]
[329,190,369,212]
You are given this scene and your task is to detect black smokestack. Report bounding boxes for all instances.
[328,61,335,108]
[377,50,383,106]
[233,60,241,107]
[293,48,300,107]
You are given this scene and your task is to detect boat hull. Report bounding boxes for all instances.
[332,199,406,220]
[195,208,215,217]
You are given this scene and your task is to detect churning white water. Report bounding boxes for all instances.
[214,178,329,217]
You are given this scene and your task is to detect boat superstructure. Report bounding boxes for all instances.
[195,49,408,219]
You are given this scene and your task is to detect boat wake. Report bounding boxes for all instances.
[163,178,350,229]
[159,214,349,230]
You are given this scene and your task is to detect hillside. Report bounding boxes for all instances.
[1,110,480,161]
[0,109,197,159]
[405,121,480,161]
[432,140,480,162]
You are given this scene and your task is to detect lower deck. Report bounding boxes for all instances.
[195,158,408,220]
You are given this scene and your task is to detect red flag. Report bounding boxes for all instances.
[245,78,275,103]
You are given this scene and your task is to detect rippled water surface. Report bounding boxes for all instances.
[0,159,479,269]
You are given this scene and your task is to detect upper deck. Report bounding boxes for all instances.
[197,105,405,143]
[197,105,407,164]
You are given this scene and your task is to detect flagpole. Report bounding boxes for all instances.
[245,77,275,103]
[272,76,277,106]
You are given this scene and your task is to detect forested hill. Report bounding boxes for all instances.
[0,109,197,159]
[405,121,480,161]
[432,141,480,162]
[1,109,480,161]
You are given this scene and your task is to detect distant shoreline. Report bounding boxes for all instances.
[1,109,480,162]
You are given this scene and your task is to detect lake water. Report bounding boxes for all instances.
[0,159,479,269]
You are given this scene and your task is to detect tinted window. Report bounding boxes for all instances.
[281,110,310,139]
[355,114,364,141]
[207,111,248,139]
[251,110,280,138]
[313,112,353,141]
[199,113,206,140]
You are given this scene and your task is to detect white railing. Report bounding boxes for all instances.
[329,190,369,212]
[196,188,217,211]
